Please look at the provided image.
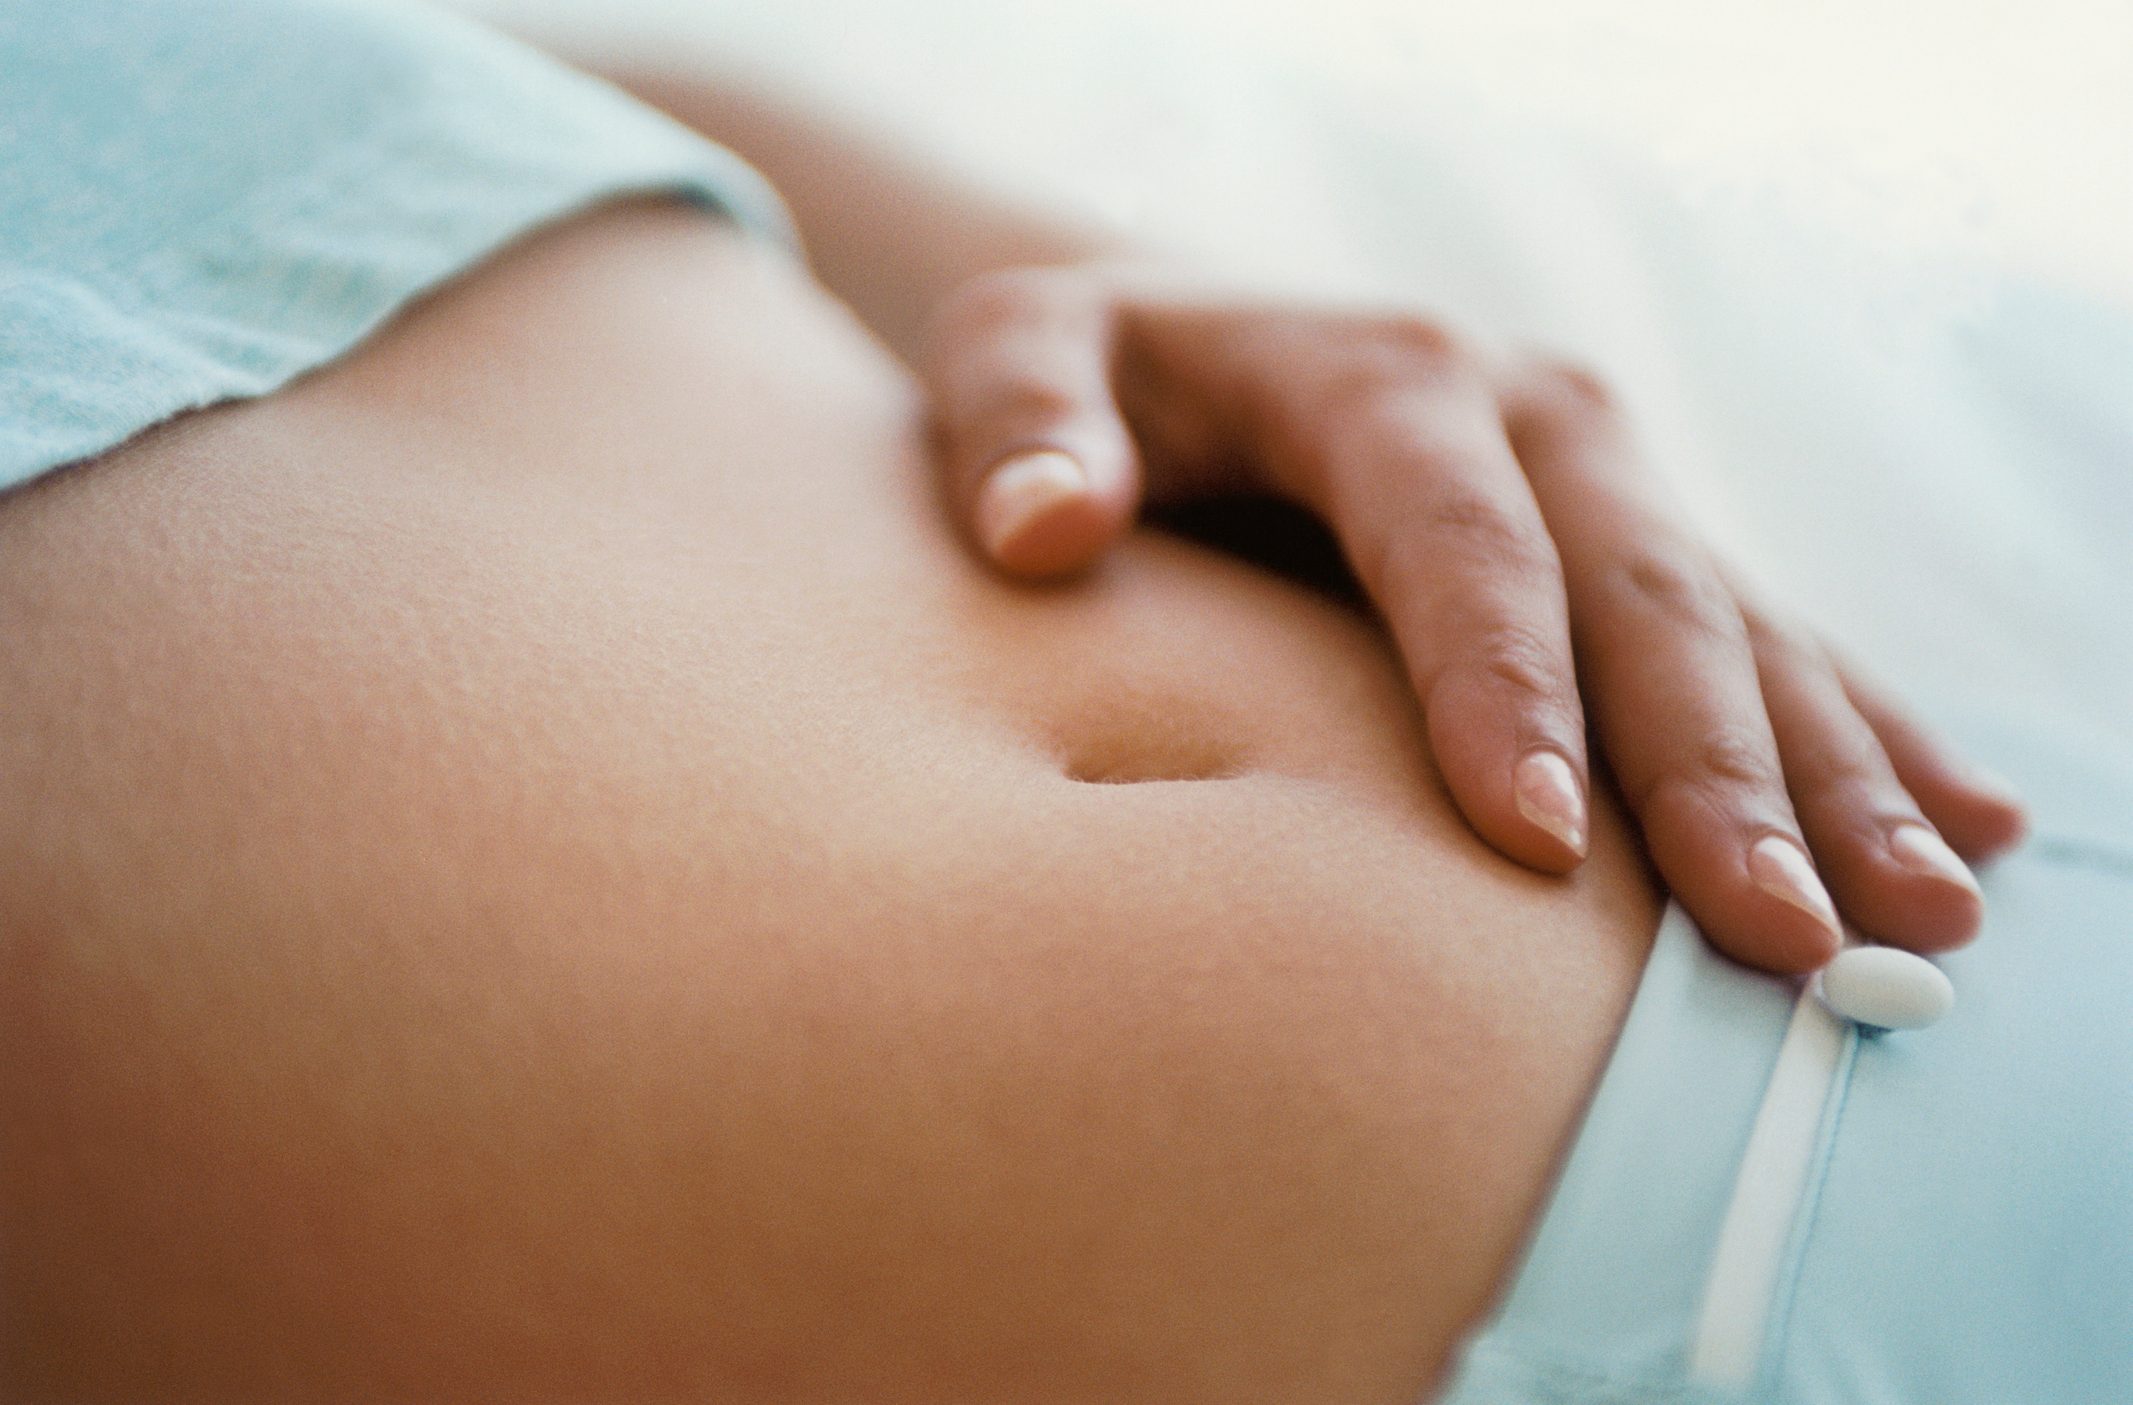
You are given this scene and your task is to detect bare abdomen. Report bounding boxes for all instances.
[0,202,1661,1402]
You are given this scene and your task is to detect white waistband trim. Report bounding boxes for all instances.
[1687,981,1856,1388]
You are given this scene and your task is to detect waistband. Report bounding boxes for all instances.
[1437,708,2133,1405]
[1440,900,1818,1404]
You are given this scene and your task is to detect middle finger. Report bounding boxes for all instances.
[1505,366,1842,972]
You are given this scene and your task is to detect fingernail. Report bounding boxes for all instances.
[1889,822,1982,898]
[976,450,1088,557]
[1748,833,1840,934]
[1513,750,1587,856]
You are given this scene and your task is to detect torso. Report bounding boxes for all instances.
[0,203,1663,1401]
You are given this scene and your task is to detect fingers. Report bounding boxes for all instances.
[920,269,1141,576]
[1744,611,1986,952]
[1506,369,1842,972]
[1269,327,1592,871]
[1835,661,2030,859]
[919,269,2022,969]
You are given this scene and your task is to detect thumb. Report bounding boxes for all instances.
[920,269,1142,577]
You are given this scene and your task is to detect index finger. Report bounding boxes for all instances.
[1504,366,1842,972]
[1255,326,1594,872]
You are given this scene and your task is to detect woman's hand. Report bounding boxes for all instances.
[919,263,2028,974]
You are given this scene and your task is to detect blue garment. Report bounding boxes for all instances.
[0,0,792,492]
[1438,712,2133,1403]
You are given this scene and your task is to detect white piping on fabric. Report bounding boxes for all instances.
[1687,981,1854,1388]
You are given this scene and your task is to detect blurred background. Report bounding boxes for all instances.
[457,0,2132,747]
[461,0,2130,302]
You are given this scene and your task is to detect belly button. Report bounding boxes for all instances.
[1057,729,1247,786]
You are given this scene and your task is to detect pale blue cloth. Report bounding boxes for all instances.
[1439,713,2133,1403]
[0,0,793,491]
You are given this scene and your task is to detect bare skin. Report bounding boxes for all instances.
[602,66,2025,976]
[0,202,1667,1401]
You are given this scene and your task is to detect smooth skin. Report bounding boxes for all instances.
[603,64,2027,976]
[5,200,1668,1403]
[0,35,2035,1404]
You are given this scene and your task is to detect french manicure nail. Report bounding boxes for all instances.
[976,450,1087,557]
[1889,822,1982,897]
[1513,749,1587,857]
[1748,833,1840,934]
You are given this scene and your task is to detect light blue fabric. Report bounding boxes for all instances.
[1439,714,2133,1403]
[0,0,794,492]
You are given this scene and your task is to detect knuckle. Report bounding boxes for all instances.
[1370,314,1467,370]
[1501,354,1633,455]
[1693,728,1781,789]
[1417,491,1547,567]
[1504,351,1621,420]
[1536,356,1619,416]
[1309,317,1475,417]
[1797,755,1897,829]
[1368,507,1558,608]
[1464,624,1565,700]
[1312,353,1414,422]
[1600,548,1739,640]
[1635,727,1783,815]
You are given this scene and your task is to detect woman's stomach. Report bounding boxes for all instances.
[0,202,1662,1401]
